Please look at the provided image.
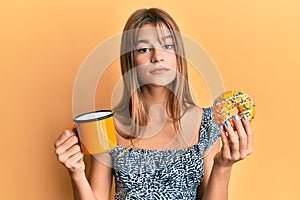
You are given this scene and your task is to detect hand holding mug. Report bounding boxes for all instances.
[54,127,85,173]
[54,110,117,173]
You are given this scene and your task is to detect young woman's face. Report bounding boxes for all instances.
[134,23,177,87]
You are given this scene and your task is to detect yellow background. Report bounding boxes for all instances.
[1,0,299,199]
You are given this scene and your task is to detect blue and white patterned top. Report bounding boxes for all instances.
[108,107,220,200]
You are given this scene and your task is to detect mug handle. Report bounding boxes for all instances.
[67,125,78,135]
[66,125,89,154]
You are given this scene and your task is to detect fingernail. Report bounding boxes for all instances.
[225,120,231,127]
[243,115,248,121]
[234,115,240,121]
[219,125,224,131]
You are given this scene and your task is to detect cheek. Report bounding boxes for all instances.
[134,54,149,66]
[137,67,148,83]
[166,53,177,69]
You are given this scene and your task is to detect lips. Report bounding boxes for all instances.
[150,67,170,74]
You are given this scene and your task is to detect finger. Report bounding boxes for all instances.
[219,125,231,160]
[242,116,253,155]
[55,135,79,155]
[70,160,85,171]
[54,129,76,148]
[224,121,240,159]
[57,144,81,163]
[65,151,84,169]
[67,125,78,135]
[233,115,248,158]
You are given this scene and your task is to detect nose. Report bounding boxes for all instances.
[151,48,164,63]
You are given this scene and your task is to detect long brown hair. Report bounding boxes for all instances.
[114,8,195,139]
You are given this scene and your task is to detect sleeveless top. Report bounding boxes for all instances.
[108,107,220,200]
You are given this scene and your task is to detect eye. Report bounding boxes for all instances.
[163,44,174,50]
[137,48,151,54]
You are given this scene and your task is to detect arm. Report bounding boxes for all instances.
[88,154,113,200]
[199,116,253,200]
[69,170,98,200]
[69,155,113,200]
[54,130,112,200]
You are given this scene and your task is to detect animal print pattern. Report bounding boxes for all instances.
[108,107,220,199]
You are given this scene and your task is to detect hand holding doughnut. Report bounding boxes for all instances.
[212,90,255,167]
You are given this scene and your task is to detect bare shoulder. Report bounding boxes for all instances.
[112,112,133,148]
[181,105,203,128]
[182,105,203,118]
[180,105,203,146]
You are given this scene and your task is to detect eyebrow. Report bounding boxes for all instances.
[135,35,173,45]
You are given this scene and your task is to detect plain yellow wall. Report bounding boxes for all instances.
[1,0,300,199]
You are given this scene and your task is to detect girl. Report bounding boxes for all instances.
[54,8,253,200]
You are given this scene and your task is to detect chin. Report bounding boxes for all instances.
[141,76,176,87]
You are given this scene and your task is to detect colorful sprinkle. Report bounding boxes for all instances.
[212,90,255,127]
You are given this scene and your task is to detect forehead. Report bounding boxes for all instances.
[136,23,172,40]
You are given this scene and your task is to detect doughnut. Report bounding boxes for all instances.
[212,90,255,127]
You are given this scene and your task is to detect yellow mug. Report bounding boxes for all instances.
[72,110,117,154]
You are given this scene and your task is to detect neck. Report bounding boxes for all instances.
[141,84,171,107]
